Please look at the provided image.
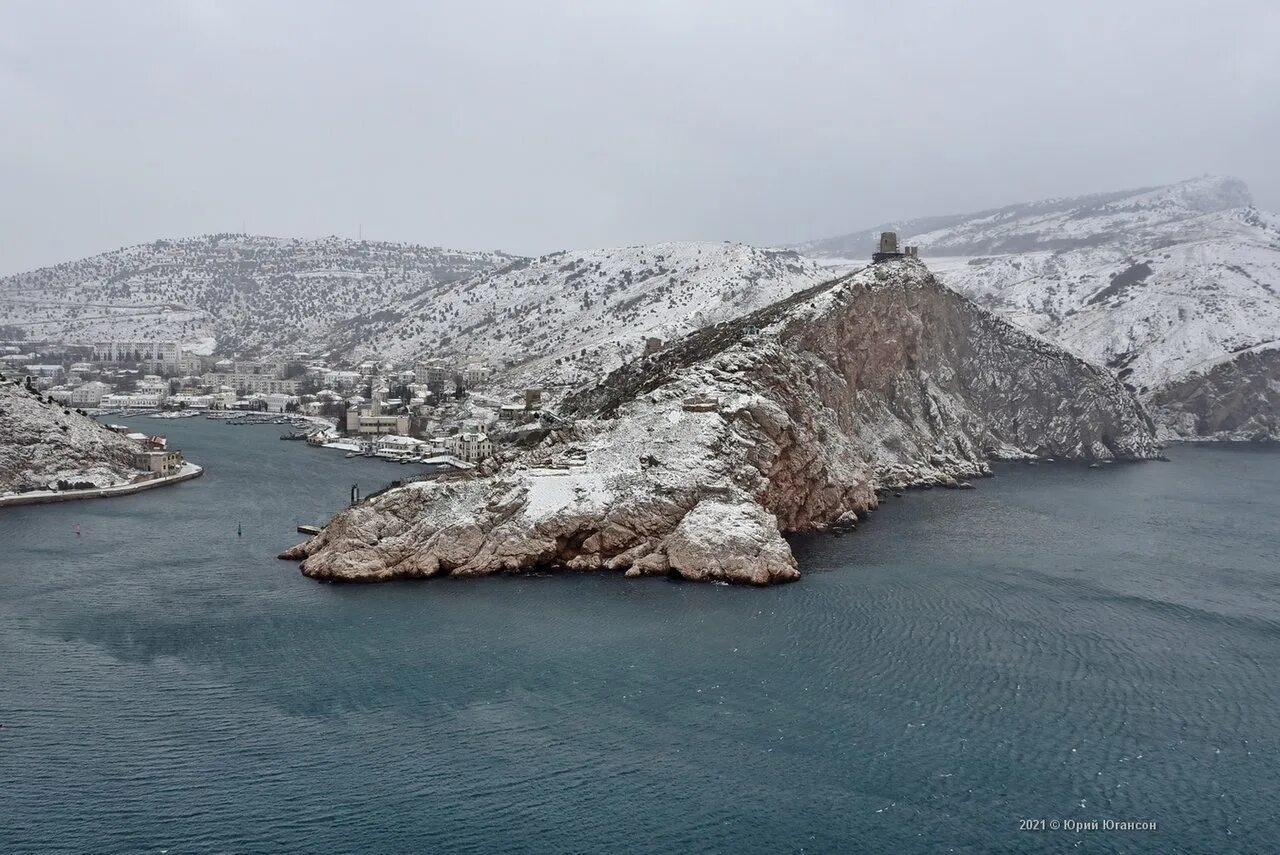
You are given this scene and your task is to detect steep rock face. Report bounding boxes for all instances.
[284,260,1158,585]
[797,177,1280,440]
[0,379,145,493]
[1150,345,1280,440]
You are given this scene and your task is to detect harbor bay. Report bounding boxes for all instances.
[2,418,1277,853]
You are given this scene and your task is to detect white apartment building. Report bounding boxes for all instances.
[137,375,170,400]
[263,393,299,413]
[203,373,300,395]
[92,341,180,367]
[101,392,163,409]
[70,381,110,407]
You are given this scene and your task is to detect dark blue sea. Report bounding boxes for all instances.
[2,417,1278,853]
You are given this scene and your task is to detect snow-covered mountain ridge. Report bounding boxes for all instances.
[330,241,831,387]
[797,176,1280,440]
[0,234,514,354]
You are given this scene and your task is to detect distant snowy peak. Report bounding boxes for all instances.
[1113,175,1252,215]
[797,175,1254,259]
[334,241,831,388]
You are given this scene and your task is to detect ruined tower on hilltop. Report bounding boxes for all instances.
[872,231,920,263]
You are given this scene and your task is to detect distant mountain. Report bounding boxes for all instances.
[331,241,831,388]
[0,234,515,355]
[795,176,1280,440]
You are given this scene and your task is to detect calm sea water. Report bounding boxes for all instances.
[1,418,1277,854]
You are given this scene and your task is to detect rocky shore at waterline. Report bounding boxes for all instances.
[281,259,1160,585]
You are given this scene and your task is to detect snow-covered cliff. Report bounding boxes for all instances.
[282,259,1158,585]
[0,379,146,493]
[797,176,1280,440]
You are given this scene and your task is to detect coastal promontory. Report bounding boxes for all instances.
[282,259,1160,584]
[0,377,174,498]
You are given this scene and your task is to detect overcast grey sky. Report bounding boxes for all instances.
[1,0,1277,274]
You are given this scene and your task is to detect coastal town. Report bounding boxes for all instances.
[0,335,566,471]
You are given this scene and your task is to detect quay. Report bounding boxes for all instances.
[0,463,204,508]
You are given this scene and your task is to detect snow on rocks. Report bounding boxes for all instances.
[797,176,1280,439]
[284,258,1160,586]
[0,380,146,493]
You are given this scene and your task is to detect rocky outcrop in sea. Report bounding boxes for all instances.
[282,259,1160,585]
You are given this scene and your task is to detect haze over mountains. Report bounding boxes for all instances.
[1,175,1276,439]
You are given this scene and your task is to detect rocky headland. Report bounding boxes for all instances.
[0,378,149,494]
[282,259,1160,585]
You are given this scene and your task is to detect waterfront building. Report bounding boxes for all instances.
[132,449,183,476]
[137,375,170,400]
[70,381,110,407]
[345,408,410,436]
[100,392,163,409]
[374,435,426,458]
[263,392,298,413]
[445,432,492,463]
[167,393,214,408]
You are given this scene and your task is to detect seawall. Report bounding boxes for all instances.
[0,463,203,508]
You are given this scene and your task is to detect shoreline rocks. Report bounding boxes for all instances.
[283,259,1160,585]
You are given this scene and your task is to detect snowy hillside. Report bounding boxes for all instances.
[0,234,513,354]
[330,242,832,388]
[0,377,145,492]
[797,176,1280,439]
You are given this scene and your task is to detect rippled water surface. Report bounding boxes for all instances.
[2,418,1278,853]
